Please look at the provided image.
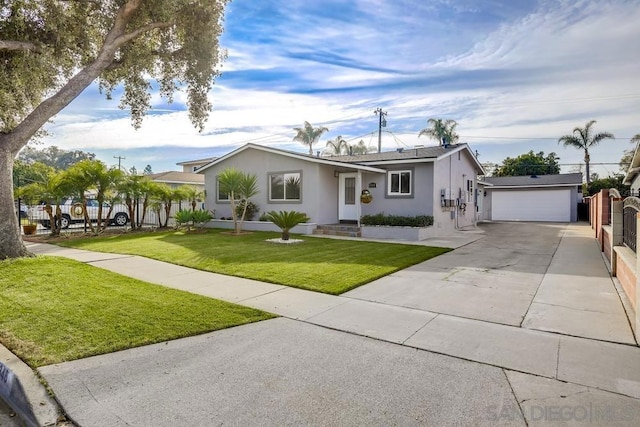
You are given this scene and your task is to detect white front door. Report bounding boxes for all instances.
[338,173,358,221]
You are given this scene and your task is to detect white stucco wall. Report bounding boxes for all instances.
[432,148,480,233]
[359,163,435,218]
[202,148,336,223]
[201,145,481,232]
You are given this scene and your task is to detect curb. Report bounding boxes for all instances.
[0,344,61,426]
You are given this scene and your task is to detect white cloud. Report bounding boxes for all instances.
[38,0,640,177]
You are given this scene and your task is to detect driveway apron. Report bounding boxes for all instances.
[345,222,563,327]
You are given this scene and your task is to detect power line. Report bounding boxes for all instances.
[461,135,636,141]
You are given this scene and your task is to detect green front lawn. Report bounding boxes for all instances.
[57,229,450,294]
[0,257,274,367]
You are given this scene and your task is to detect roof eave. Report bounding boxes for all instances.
[197,143,386,174]
[488,183,582,189]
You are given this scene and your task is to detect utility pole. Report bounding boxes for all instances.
[113,155,126,170]
[374,107,387,153]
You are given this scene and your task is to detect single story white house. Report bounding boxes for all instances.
[196,142,485,236]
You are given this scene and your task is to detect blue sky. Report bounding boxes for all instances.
[42,0,640,177]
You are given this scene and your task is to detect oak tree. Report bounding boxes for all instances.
[0,0,228,258]
[494,151,561,177]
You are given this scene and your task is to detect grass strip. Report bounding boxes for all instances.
[0,256,274,367]
[57,229,450,294]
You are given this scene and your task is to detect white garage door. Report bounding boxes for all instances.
[492,189,571,222]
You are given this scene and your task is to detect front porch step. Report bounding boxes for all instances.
[313,224,361,238]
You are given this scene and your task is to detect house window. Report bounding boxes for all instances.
[216,179,229,202]
[344,177,356,205]
[387,170,412,196]
[269,172,301,202]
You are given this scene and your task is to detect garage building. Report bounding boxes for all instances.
[480,173,583,222]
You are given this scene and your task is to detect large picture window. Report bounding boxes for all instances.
[269,172,301,202]
[387,170,412,196]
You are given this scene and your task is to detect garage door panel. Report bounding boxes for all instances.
[492,189,571,222]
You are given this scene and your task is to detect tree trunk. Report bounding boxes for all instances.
[140,196,149,226]
[0,148,32,258]
[584,150,591,185]
[0,1,153,258]
[163,202,171,227]
[282,230,290,241]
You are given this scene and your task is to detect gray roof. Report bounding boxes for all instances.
[331,144,462,163]
[483,173,583,187]
[147,171,204,184]
[176,157,217,166]
[197,142,484,175]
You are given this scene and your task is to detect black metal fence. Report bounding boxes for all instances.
[623,205,637,252]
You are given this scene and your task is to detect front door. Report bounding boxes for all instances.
[338,173,358,221]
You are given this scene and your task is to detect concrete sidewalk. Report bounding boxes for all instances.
[8,223,640,425]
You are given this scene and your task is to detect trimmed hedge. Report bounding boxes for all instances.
[360,213,434,227]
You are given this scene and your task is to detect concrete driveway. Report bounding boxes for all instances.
[345,222,635,344]
[17,223,640,426]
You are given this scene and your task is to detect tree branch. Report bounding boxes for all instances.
[0,40,43,53]
[5,0,148,152]
[114,22,173,46]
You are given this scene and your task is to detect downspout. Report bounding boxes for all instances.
[357,171,362,226]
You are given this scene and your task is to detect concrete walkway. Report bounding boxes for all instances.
[6,223,640,426]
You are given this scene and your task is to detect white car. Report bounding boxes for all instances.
[30,198,129,229]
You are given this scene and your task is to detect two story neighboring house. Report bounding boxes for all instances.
[176,157,217,173]
[197,143,484,236]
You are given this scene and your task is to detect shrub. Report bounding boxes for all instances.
[360,213,434,227]
[235,199,259,221]
[258,212,270,222]
[191,210,213,229]
[174,209,193,229]
[264,210,309,240]
[174,209,213,231]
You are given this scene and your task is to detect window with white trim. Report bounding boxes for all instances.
[387,170,412,196]
[269,172,301,202]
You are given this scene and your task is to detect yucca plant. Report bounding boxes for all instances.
[264,210,309,241]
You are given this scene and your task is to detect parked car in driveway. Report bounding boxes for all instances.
[30,198,129,229]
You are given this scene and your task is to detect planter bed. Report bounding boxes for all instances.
[361,225,435,241]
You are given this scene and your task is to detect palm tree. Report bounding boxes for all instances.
[418,118,459,145]
[65,160,123,234]
[179,185,205,212]
[323,135,348,156]
[264,210,309,241]
[119,176,157,229]
[293,121,329,155]
[558,120,614,185]
[217,168,259,234]
[17,170,69,236]
[149,183,179,228]
[620,133,640,172]
[348,140,373,155]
